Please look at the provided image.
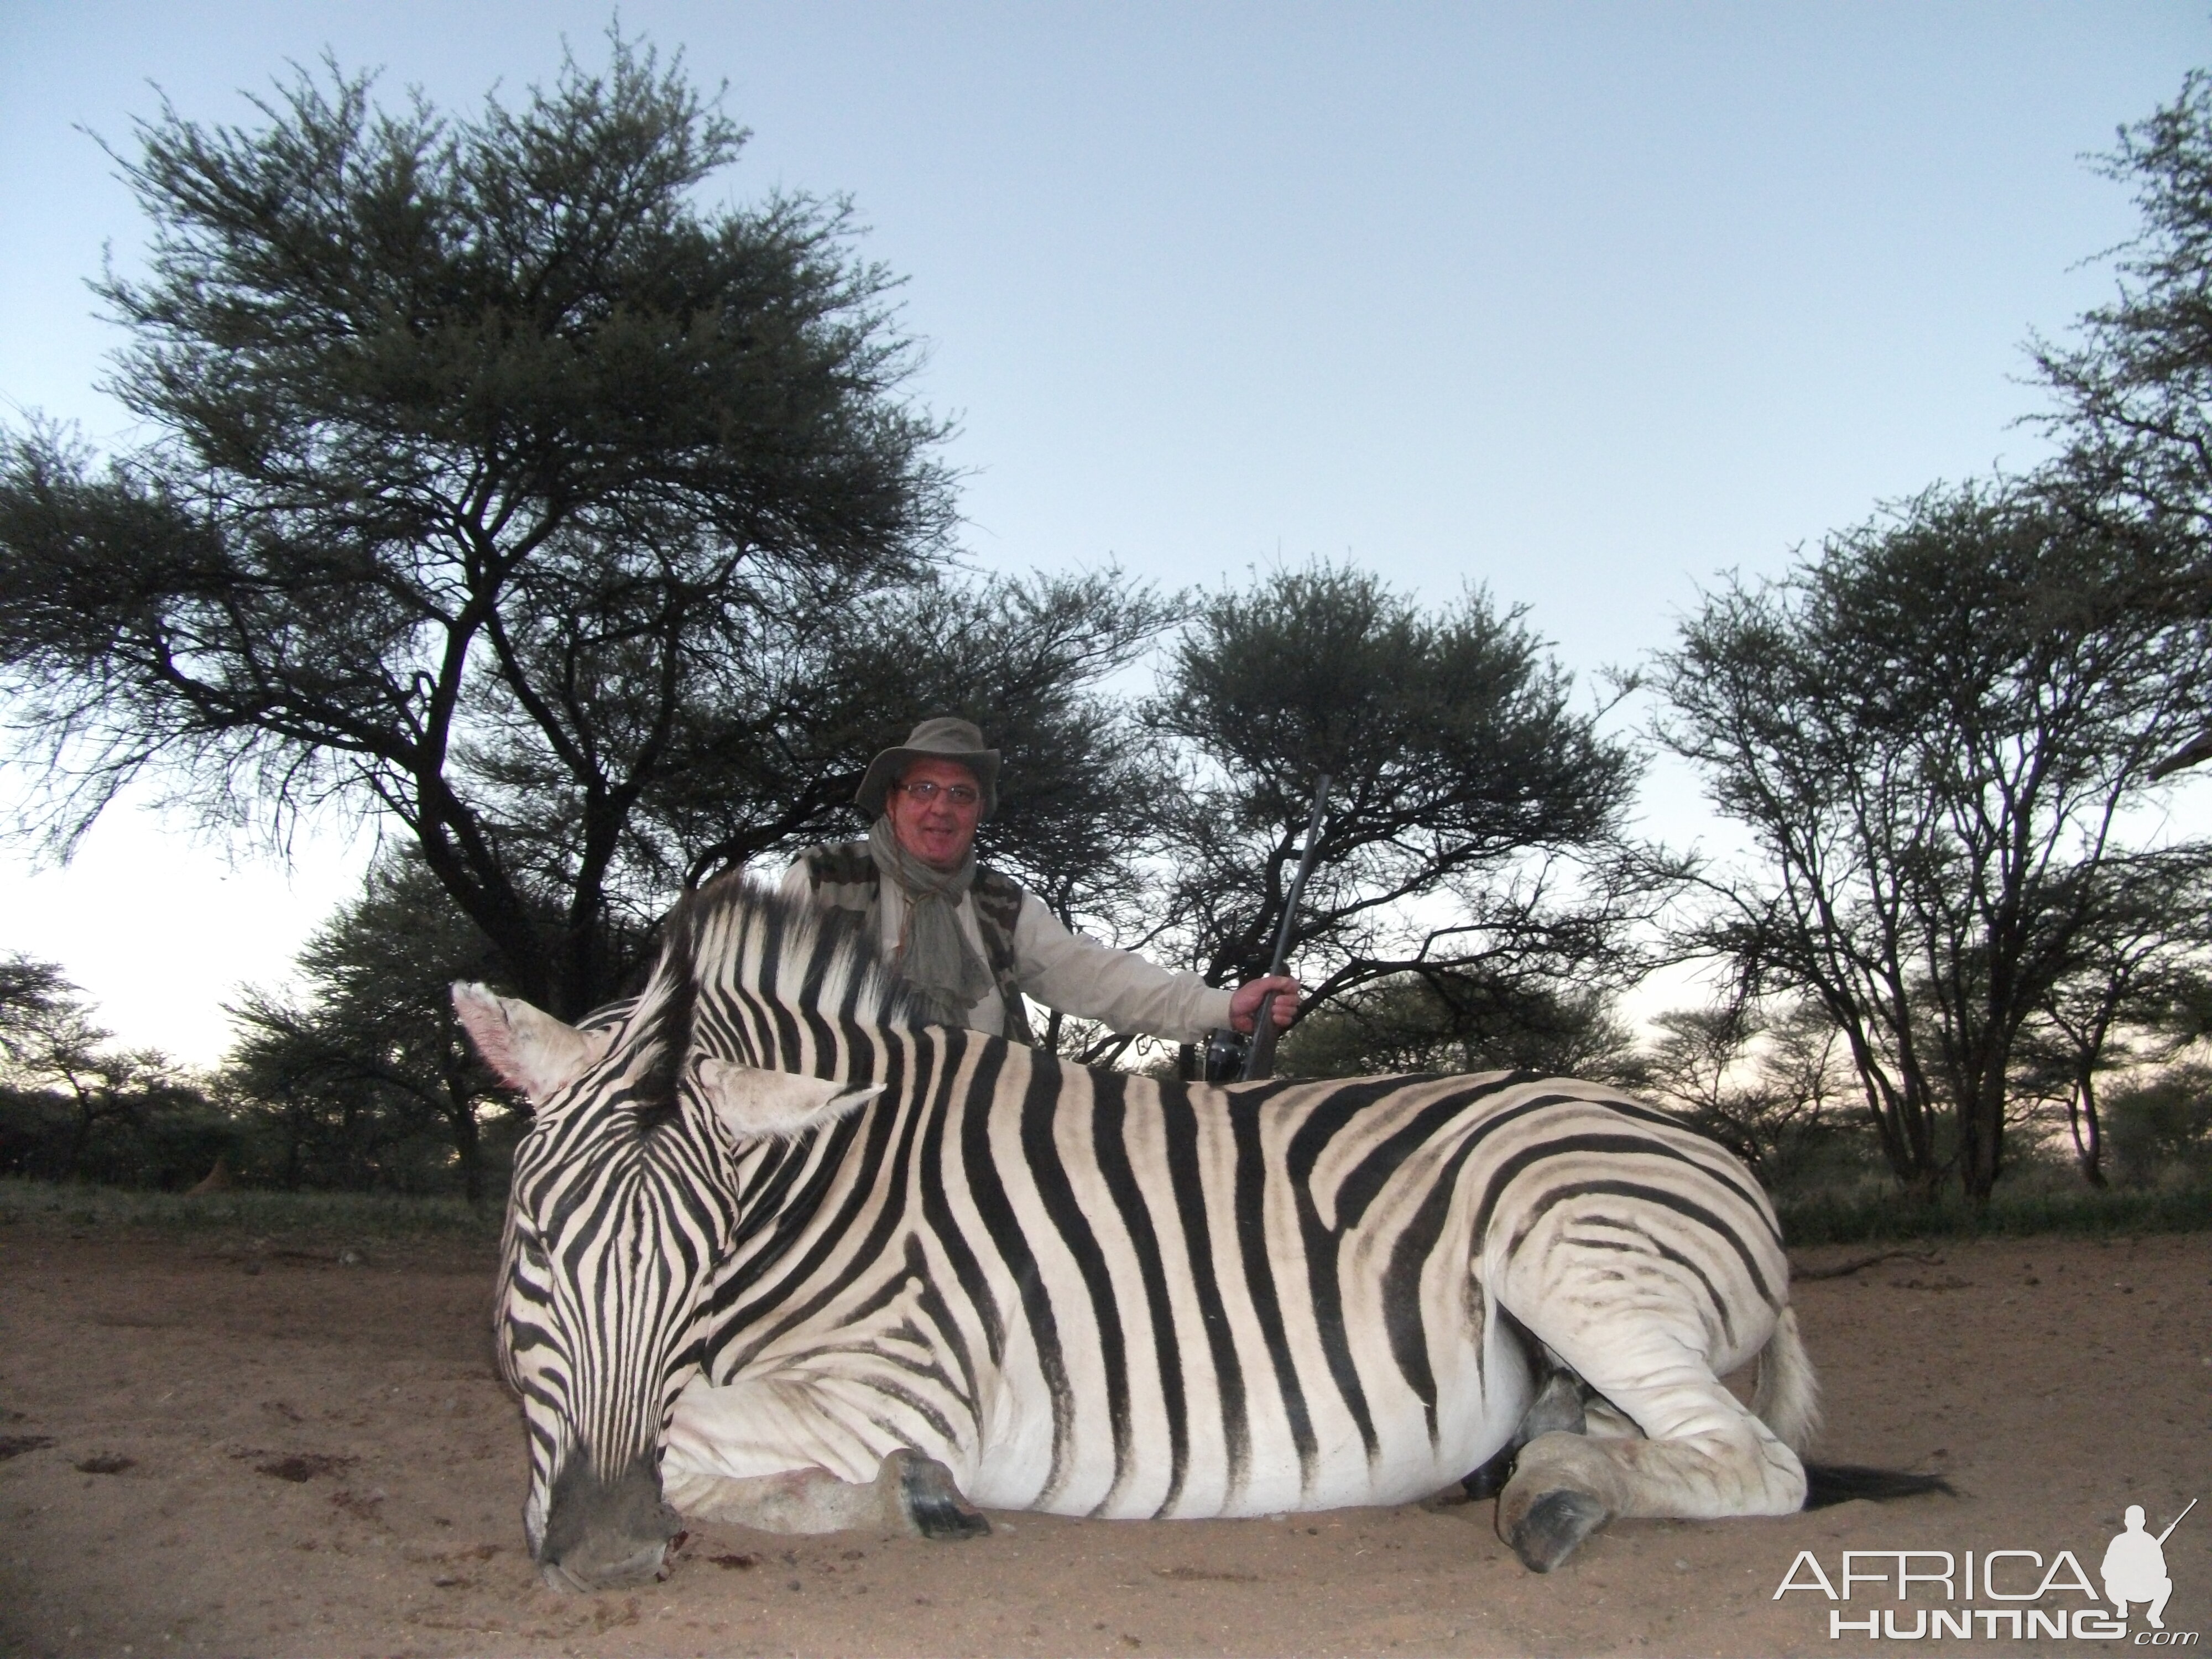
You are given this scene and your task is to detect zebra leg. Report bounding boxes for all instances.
[663,1462,899,1534]
[1493,1333,1809,1570]
[1489,1229,1807,1570]
[662,1449,990,1540]
[1458,1341,1589,1502]
[1496,1384,1806,1570]
[660,1373,989,1541]
[886,1447,993,1539]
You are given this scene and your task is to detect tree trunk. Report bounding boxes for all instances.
[1959,1070,2007,1208]
[64,1083,98,1181]
[451,1100,482,1205]
[2068,1070,2108,1188]
[281,1099,304,1191]
[1858,1070,1944,1202]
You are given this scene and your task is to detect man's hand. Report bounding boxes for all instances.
[1229,975,1302,1035]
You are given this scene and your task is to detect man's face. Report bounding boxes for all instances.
[885,757,984,872]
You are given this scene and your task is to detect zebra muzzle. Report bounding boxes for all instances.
[537,1451,683,1593]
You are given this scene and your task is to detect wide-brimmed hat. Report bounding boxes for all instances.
[854,717,1000,818]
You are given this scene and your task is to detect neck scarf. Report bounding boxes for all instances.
[867,815,997,1026]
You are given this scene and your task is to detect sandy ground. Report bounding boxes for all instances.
[1,1224,2206,1659]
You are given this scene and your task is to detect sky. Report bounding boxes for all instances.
[2,1,2209,1063]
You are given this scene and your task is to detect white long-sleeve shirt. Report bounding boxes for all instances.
[779,860,1232,1045]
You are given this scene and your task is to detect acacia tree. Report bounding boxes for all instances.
[2032,69,2212,779]
[0,954,76,1069]
[0,35,956,1019]
[636,568,1174,919]
[1655,482,2212,1203]
[1640,999,1848,1182]
[2011,847,2212,1186]
[0,953,194,1180]
[1277,972,1645,1084]
[2035,70,2212,547]
[225,852,514,1198]
[1145,564,1667,1073]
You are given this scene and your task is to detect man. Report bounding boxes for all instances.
[2101,1504,2177,1630]
[782,717,1299,1050]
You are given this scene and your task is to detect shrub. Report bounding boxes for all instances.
[2104,1066,2212,1187]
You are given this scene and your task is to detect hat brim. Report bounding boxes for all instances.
[855,747,1000,818]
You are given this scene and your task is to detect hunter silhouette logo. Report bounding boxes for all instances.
[1773,1495,2199,1641]
[2106,1500,2193,1632]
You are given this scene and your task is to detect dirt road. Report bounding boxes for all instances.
[2,1227,2205,1657]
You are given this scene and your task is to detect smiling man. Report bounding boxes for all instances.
[782,717,1298,1048]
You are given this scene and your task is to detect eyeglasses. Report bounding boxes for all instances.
[898,780,981,807]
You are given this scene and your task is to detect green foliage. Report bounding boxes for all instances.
[1656,482,2212,1204]
[0,1176,500,1243]
[1778,1181,2212,1246]
[1279,972,1644,1085]
[223,851,517,1198]
[2103,1066,2212,1187]
[2036,67,2212,549]
[0,31,1189,1034]
[0,30,956,1019]
[0,1081,234,1190]
[1146,564,1668,1062]
[1662,66,2212,1209]
[0,952,76,1067]
[0,32,1662,1107]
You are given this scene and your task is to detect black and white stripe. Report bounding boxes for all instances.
[472,874,1825,1584]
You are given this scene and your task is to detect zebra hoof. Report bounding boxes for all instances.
[1457,1442,1518,1502]
[886,1449,992,1541]
[1500,1487,1610,1572]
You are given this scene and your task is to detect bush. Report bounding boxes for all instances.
[2104,1067,2212,1187]
[1279,974,1646,1086]
[1778,1180,2212,1245]
[0,1082,240,1188]
[0,1176,503,1241]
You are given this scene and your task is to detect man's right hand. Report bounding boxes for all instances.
[1229,975,1302,1034]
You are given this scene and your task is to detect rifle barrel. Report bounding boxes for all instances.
[1263,776,1332,977]
[1239,774,1331,1083]
[2156,1497,2196,1545]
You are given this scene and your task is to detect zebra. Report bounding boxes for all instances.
[455,873,1942,1593]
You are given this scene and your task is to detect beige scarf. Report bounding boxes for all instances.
[867,816,997,1026]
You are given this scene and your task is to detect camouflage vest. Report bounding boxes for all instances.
[799,842,1037,1046]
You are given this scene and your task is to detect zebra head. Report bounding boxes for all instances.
[454,890,884,1592]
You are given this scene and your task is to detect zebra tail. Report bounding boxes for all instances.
[1752,1304,1821,1455]
[1801,1464,1955,1508]
[1756,1304,1951,1510]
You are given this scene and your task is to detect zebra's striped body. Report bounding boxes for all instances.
[664,1037,1789,1522]
[460,876,1819,1589]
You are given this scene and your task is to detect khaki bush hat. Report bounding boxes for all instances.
[854,717,1000,818]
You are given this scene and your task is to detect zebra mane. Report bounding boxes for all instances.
[677,868,920,1031]
[608,872,917,1116]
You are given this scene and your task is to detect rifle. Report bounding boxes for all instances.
[2157,1498,2196,1545]
[1203,774,1331,1084]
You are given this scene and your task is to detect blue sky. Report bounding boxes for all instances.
[2,2,2208,1061]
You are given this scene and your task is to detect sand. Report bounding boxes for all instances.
[2,1226,2205,1657]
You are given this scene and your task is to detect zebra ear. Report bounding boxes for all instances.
[452,982,613,1102]
[693,1057,883,1141]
